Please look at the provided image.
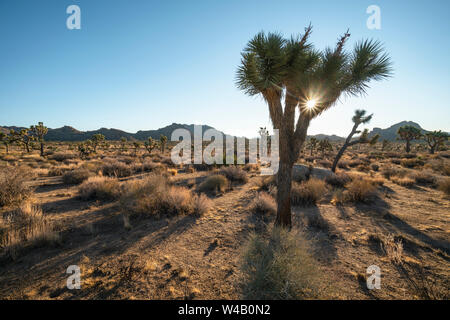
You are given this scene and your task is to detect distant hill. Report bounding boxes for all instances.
[308,134,345,142]
[0,123,224,142]
[368,121,430,141]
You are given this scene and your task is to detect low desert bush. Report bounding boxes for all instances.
[291,178,327,206]
[371,164,379,171]
[409,171,437,185]
[78,176,122,201]
[424,159,450,176]
[240,227,322,299]
[382,167,408,180]
[48,152,77,162]
[0,167,32,207]
[219,166,248,183]
[62,169,92,185]
[391,176,415,187]
[101,160,133,177]
[198,174,228,193]
[342,178,377,203]
[1,202,60,259]
[250,192,276,215]
[437,177,450,195]
[120,175,211,216]
[316,159,332,168]
[401,158,424,168]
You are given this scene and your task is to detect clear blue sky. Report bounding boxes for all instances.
[0,0,449,137]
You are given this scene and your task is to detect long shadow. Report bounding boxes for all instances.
[0,201,200,299]
[292,205,340,264]
[354,195,450,257]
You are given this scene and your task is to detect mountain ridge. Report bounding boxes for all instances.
[0,121,446,142]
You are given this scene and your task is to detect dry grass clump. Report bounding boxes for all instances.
[101,160,133,177]
[325,172,351,188]
[424,159,450,176]
[291,178,327,206]
[120,175,211,216]
[391,176,415,187]
[0,167,32,207]
[250,192,276,215]
[316,159,332,168]
[219,166,248,183]
[1,202,60,259]
[48,152,77,162]
[409,170,437,185]
[437,177,450,195]
[198,174,228,193]
[381,167,408,180]
[78,176,122,201]
[62,169,93,185]
[401,158,424,168]
[240,227,323,299]
[333,178,377,204]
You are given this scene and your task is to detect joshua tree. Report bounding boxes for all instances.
[120,137,128,152]
[331,110,379,172]
[30,122,48,156]
[318,139,332,157]
[307,137,318,156]
[397,125,422,153]
[10,129,34,153]
[90,134,105,153]
[77,140,94,159]
[424,130,448,154]
[132,141,141,156]
[236,26,392,226]
[144,137,157,154]
[160,134,167,153]
[0,132,11,154]
[381,139,390,151]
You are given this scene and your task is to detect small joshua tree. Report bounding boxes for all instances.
[424,130,448,154]
[381,139,390,151]
[120,137,128,152]
[318,139,332,157]
[10,129,35,153]
[144,137,157,154]
[30,122,48,156]
[331,110,379,172]
[307,137,318,156]
[90,134,105,153]
[132,141,141,156]
[160,134,167,153]
[78,141,94,159]
[0,132,12,154]
[397,125,422,153]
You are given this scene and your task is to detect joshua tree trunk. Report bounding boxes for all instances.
[275,141,293,228]
[406,140,411,153]
[40,141,44,156]
[332,124,357,173]
[430,145,435,154]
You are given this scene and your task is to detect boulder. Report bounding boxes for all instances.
[292,164,333,181]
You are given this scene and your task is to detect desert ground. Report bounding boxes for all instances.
[0,141,449,300]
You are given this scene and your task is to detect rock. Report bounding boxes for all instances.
[292,164,333,181]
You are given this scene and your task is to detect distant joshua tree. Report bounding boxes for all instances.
[77,140,94,159]
[132,141,141,156]
[120,137,128,152]
[160,134,167,153]
[318,139,332,157]
[397,125,422,153]
[10,129,35,153]
[331,110,379,173]
[381,139,390,151]
[424,130,448,154]
[90,134,105,153]
[0,132,12,154]
[30,122,48,156]
[144,137,157,154]
[307,137,318,156]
